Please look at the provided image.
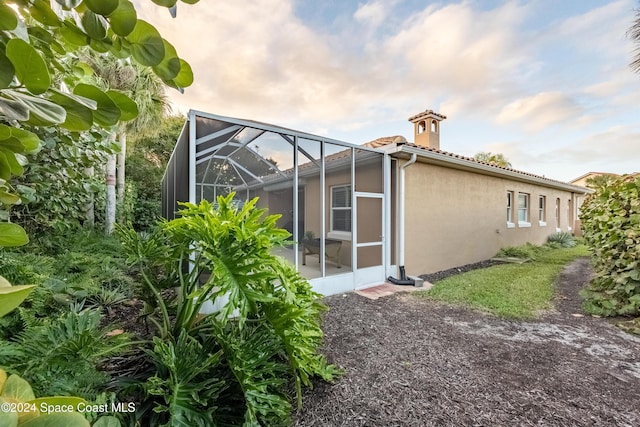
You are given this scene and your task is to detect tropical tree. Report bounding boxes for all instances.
[473,151,512,168]
[84,53,168,233]
[629,6,640,72]
[0,0,197,247]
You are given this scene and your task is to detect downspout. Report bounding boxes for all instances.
[387,153,417,286]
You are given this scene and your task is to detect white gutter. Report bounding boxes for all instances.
[399,153,417,267]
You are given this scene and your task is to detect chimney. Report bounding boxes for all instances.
[408,109,447,150]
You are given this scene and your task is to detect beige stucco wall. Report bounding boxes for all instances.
[402,161,584,276]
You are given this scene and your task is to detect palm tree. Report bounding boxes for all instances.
[629,8,640,72]
[86,54,168,233]
[473,152,512,168]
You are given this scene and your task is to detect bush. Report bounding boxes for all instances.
[546,231,577,248]
[496,243,542,260]
[117,193,339,426]
[579,174,640,316]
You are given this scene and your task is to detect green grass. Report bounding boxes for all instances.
[415,244,589,319]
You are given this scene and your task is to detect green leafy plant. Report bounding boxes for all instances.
[0,368,89,427]
[118,193,339,426]
[0,0,199,246]
[579,174,640,318]
[0,276,35,318]
[1,306,130,399]
[546,231,577,248]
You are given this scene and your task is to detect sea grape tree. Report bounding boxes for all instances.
[0,0,198,246]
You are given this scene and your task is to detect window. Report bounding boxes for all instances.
[331,185,352,234]
[431,120,438,133]
[518,193,530,226]
[555,198,561,230]
[538,195,546,225]
[506,191,514,227]
[418,121,426,134]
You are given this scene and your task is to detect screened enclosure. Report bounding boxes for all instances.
[162,110,394,294]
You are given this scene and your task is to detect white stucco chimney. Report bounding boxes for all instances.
[408,109,447,150]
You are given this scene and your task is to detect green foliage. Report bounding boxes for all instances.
[546,231,577,248]
[0,369,90,427]
[119,193,339,426]
[0,0,198,246]
[11,125,114,235]
[495,243,542,260]
[473,151,512,168]
[419,245,589,319]
[144,330,225,426]
[0,276,35,318]
[126,114,184,231]
[579,175,640,318]
[1,307,129,399]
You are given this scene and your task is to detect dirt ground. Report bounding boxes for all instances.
[294,257,640,426]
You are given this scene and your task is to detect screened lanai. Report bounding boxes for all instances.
[162,110,394,294]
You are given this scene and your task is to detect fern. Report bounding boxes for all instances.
[3,307,130,398]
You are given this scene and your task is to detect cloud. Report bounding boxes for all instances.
[137,0,535,132]
[353,0,398,29]
[496,92,584,131]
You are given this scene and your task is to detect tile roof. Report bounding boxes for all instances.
[365,137,587,189]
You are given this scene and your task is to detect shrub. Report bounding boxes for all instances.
[546,231,577,248]
[117,193,339,426]
[496,243,542,260]
[579,174,640,316]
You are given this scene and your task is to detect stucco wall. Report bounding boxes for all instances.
[403,162,582,276]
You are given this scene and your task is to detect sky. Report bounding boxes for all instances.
[135,0,640,182]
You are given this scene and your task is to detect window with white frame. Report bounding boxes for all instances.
[506,191,514,227]
[518,193,530,226]
[538,195,546,224]
[331,185,352,234]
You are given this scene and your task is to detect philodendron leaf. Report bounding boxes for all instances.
[0,4,18,31]
[0,402,18,427]
[106,90,138,122]
[5,39,51,95]
[0,284,35,317]
[84,0,119,17]
[109,0,137,36]
[20,413,90,427]
[0,222,29,248]
[73,84,120,126]
[92,415,121,427]
[1,373,35,401]
[127,20,165,66]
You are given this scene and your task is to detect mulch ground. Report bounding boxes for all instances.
[294,257,640,426]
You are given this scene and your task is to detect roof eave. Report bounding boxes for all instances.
[395,145,593,194]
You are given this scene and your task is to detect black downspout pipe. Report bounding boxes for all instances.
[387,266,415,286]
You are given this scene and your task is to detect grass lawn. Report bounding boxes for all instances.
[415,245,590,319]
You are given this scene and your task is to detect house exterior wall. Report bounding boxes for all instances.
[402,161,582,276]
